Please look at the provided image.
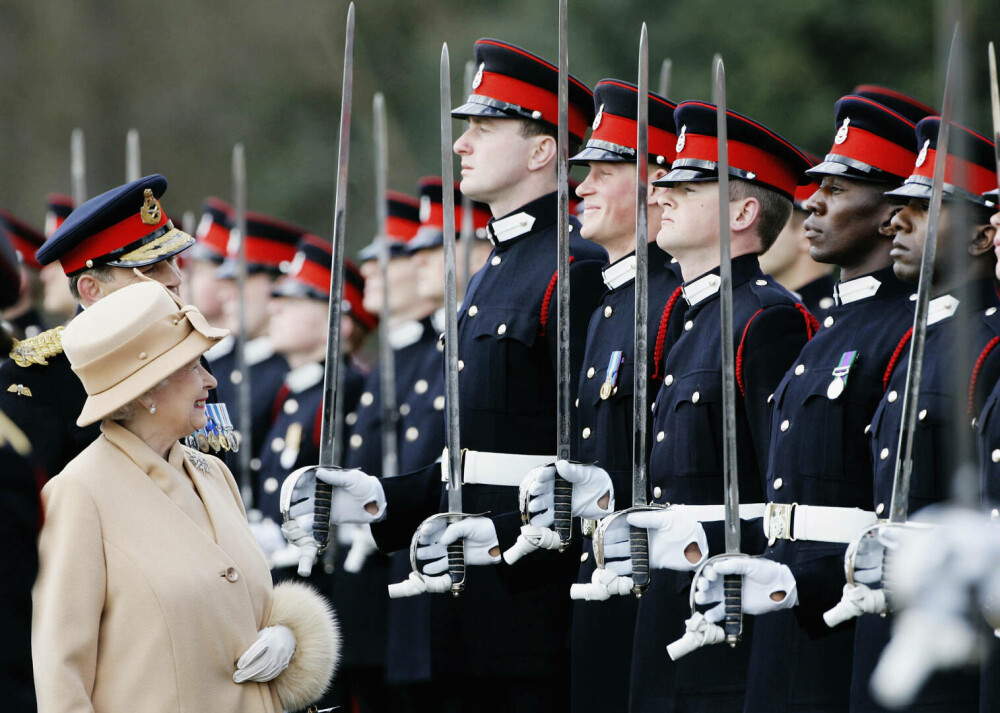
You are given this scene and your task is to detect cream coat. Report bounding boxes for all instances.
[33,420,338,713]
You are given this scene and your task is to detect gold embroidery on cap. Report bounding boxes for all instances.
[140,188,162,225]
[115,228,193,266]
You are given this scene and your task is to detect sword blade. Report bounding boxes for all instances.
[441,42,465,595]
[658,58,672,100]
[231,143,253,509]
[888,23,959,524]
[373,92,399,479]
[630,23,652,596]
[552,0,574,550]
[126,129,141,183]
[314,2,355,552]
[989,42,1000,191]
[71,128,87,206]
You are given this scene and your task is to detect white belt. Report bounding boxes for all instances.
[440,449,556,487]
[764,502,877,545]
[670,503,766,521]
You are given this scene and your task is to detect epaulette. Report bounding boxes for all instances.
[9,325,65,367]
[0,409,31,457]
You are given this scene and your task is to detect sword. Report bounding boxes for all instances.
[373,91,399,480]
[71,128,86,206]
[460,59,476,297]
[126,129,141,183]
[313,1,355,555]
[552,0,574,551]
[629,23,652,597]
[989,42,1000,191]
[658,58,672,100]
[232,142,254,509]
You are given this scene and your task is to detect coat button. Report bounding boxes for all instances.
[880,447,889,460]
[587,367,596,378]
[656,431,665,442]
[491,255,502,266]
[399,403,411,416]
[684,320,694,331]
[887,390,898,403]
[876,503,885,515]
[283,398,299,415]
[345,412,357,426]
[497,323,507,335]
[767,393,774,403]
[434,395,445,410]
[992,508,999,520]
[864,424,872,434]
[773,477,783,490]
[993,449,1000,463]
[780,419,789,432]
[988,307,998,316]
[823,316,834,328]
[664,374,674,386]
[415,379,429,394]
[458,360,465,371]
[469,305,479,316]
[691,391,700,403]
[580,552,589,563]
[230,370,243,384]
[360,391,374,406]
[575,398,580,407]
[406,427,419,442]
[263,477,279,494]
[604,306,614,318]
[755,279,767,286]
[350,434,363,449]
[918,409,927,421]
[271,437,284,452]
[224,567,239,582]
[794,364,805,376]
[653,486,662,498]
[139,351,148,360]
[582,427,592,439]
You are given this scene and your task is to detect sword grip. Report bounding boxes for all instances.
[313,481,333,553]
[552,475,573,550]
[447,539,465,596]
[630,524,650,596]
[723,573,742,646]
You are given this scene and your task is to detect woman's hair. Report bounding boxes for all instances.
[108,376,172,423]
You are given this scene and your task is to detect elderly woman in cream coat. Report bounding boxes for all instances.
[32,280,339,713]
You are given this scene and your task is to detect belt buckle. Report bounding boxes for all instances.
[765,502,797,546]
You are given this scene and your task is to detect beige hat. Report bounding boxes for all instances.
[62,280,229,426]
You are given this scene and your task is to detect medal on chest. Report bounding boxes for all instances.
[827,350,858,400]
[600,350,625,400]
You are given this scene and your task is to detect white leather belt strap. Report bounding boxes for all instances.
[670,503,766,521]
[764,502,877,545]
[440,449,556,487]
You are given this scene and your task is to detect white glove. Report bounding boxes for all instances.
[823,583,887,627]
[389,516,501,598]
[666,612,726,660]
[502,524,563,564]
[280,515,318,577]
[249,518,289,561]
[343,525,379,574]
[316,467,386,523]
[522,460,614,527]
[694,557,798,623]
[627,508,708,572]
[387,570,453,598]
[569,566,634,601]
[233,625,296,683]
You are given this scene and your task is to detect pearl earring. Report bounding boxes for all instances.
[149,404,157,415]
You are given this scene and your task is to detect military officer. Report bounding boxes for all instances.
[844,116,998,713]
[706,95,921,713]
[0,209,48,339]
[618,102,815,712]
[558,78,683,713]
[0,175,195,475]
[181,197,231,325]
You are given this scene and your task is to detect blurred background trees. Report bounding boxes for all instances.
[0,0,996,254]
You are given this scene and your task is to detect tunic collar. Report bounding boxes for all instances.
[834,274,882,305]
[486,192,559,248]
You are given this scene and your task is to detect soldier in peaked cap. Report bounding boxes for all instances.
[0,208,48,340]
[711,94,923,713]
[843,117,999,713]
[181,197,232,326]
[284,38,608,711]
[610,102,816,712]
[38,193,78,325]
[0,175,195,475]
[511,78,685,713]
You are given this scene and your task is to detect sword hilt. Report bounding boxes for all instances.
[313,481,333,553]
[629,524,650,596]
[723,573,742,646]
[553,474,573,550]
[447,539,466,596]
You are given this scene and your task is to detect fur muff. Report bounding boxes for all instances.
[267,580,340,710]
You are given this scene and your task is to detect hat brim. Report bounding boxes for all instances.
[569,146,633,164]
[652,166,718,187]
[805,160,900,185]
[215,260,281,280]
[451,100,512,121]
[104,228,195,271]
[271,280,327,302]
[406,230,445,254]
[356,239,410,263]
[76,326,228,427]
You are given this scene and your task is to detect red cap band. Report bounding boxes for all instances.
[592,112,676,162]
[290,258,330,296]
[474,70,589,140]
[386,214,419,240]
[238,235,298,268]
[680,133,799,197]
[912,148,997,196]
[60,207,170,275]
[828,125,917,178]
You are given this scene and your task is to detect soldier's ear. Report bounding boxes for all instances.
[969,222,995,257]
[876,203,900,238]
[527,134,557,173]
[75,273,107,307]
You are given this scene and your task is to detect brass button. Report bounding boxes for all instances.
[263,477,279,494]
[415,379,428,394]
[988,307,998,316]
[491,256,501,266]
[684,320,694,331]
[497,323,507,335]
[887,390,898,403]
[587,367,596,379]
[360,392,374,406]
[767,393,774,403]
[469,305,479,316]
[399,403,411,416]
[271,437,284,452]
[664,374,674,386]
[864,424,872,434]
[230,370,243,384]
[918,409,927,421]
[876,503,885,516]
[653,486,662,499]
[582,427,592,439]
[350,434,363,449]
[433,395,445,410]
[880,447,889,460]
[691,391,700,403]
[780,420,789,432]
[458,360,465,371]
[992,449,1000,464]
[580,552,589,563]
[345,412,357,426]
[794,364,805,376]
[604,306,613,318]
[224,567,239,583]
[284,399,299,415]
[656,431,665,442]
[823,316,834,328]
[405,427,419,442]
[755,279,767,286]
[773,477,783,490]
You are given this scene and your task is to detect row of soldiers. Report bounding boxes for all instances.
[1,34,999,713]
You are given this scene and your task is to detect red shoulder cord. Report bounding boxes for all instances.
[270,383,291,424]
[735,303,819,397]
[969,337,1000,418]
[650,285,684,381]
[883,328,913,392]
[538,256,575,337]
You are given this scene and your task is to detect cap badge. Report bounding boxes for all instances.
[915,139,930,168]
[420,194,432,223]
[675,125,687,154]
[472,62,485,90]
[834,117,851,145]
[287,251,306,278]
[140,188,162,225]
[592,103,604,131]
[226,227,241,257]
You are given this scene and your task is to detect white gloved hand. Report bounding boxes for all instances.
[387,570,454,598]
[280,515,318,577]
[343,525,379,573]
[316,467,386,523]
[694,557,798,623]
[627,508,708,572]
[249,518,288,561]
[666,612,726,660]
[569,566,634,601]
[502,524,563,564]
[233,625,296,683]
[417,516,501,576]
[522,460,614,527]
[823,583,887,627]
